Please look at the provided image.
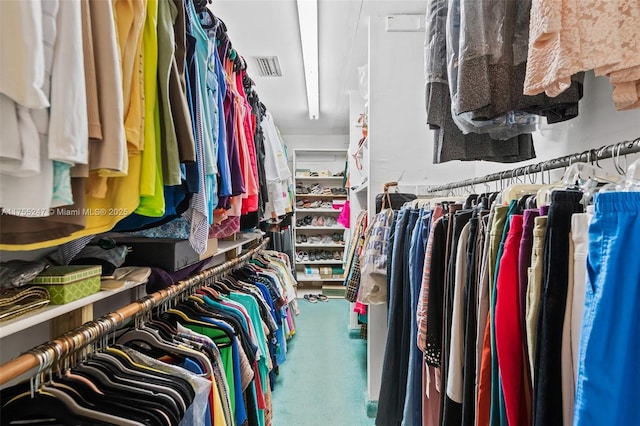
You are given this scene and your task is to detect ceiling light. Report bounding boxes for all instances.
[296,0,319,120]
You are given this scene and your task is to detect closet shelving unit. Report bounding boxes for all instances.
[292,149,348,297]
[0,231,264,360]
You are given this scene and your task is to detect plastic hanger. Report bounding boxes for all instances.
[600,159,640,193]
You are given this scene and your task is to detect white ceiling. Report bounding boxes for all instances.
[211,0,428,136]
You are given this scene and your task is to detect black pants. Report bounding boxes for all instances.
[376,209,418,426]
[533,191,583,426]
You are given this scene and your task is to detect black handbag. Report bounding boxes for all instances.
[375,182,417,213]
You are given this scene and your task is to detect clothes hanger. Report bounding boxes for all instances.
[600,158,640,193]
[76,360,182,425]
[94,349,193,412]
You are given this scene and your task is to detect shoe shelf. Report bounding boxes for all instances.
[296,244,345,248]
[295,208,340,213]
[294,194,348,199]
[295,176,344,181]
[295,226,344,230]
[298,260,344,265]
[296,277,344,282]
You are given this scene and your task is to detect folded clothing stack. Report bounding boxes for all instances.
[0,286,50,322]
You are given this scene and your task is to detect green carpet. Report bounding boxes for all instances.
[272,299,375,426]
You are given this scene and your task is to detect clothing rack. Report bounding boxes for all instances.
[0,237,270,386]
[424,137,640,193]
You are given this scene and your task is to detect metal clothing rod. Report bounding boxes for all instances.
[424,137,640,193]
[0,237,270,386]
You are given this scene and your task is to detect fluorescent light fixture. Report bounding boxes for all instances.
[296,0,319,120]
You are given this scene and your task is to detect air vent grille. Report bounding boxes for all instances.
[252,56,282,77]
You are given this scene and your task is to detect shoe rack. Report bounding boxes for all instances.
[292,149,348,296]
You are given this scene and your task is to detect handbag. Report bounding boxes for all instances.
[357,208,394,305]
[374,182,416,213]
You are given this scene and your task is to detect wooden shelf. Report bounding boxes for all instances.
[0,231,265,340]
[215,231,264,256]
[295,208,340,213]
[0,280,146,339]
[296,244,345,248]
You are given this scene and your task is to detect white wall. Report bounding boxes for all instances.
[473,72,640,181]
[282,134,349,172]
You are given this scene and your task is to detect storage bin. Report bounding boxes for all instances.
[30,265,102,305]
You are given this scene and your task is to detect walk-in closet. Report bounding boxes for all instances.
[1,0,639,425]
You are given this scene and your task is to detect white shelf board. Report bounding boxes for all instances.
[296,226,344,231]
[352,182,369,194]
[0,280,147,339]
[295,176,345,181]
[296,244,345,248]
[295,208,340,213]
[297,260,344,265]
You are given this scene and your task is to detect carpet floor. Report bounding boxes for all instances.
[271,298,375,426]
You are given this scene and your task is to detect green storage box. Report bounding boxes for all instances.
[30,265,102,305]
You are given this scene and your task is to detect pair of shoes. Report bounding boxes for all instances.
[320,201,333,208]
[324,217,337,227]
[310,184,322,194]
[303,294,329,303]
[311,216,325,226]
[331,187,347,195]
[333,251,342,260]
[296,251,309,262]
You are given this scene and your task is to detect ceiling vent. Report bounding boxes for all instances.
[251,56,282,77]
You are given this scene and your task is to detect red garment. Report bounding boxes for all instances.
[495,215,525,426]
[477,312,492,426]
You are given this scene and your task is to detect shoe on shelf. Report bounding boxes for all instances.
[296,200,304,208]
[333,171,344,177]
[296,251,304,262]
[310,184,322,194]
[321,235,333,244]
[316,294,329,302]
[320,201,333,208]
[324,217,337,227]
[303,215,313,226]
[296,235,303,244]
[333,251,342,260]
[301,234,308,243]
[310,171,319,177]
[309,200,322,208]
[304,294,318,303]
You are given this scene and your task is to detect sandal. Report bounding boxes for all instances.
[304,294,318,303]
[316,294,329,302]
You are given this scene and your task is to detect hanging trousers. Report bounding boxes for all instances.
[403,209,431,426]
[574,192,640,425]
[495,214,526,426]
[533,191,583,426]
[561,210,592,426]
[377,209,416,426]
[477,205,508,426]
[442,209,473,426]
[461,210,484,426]
[526,215,547,382]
